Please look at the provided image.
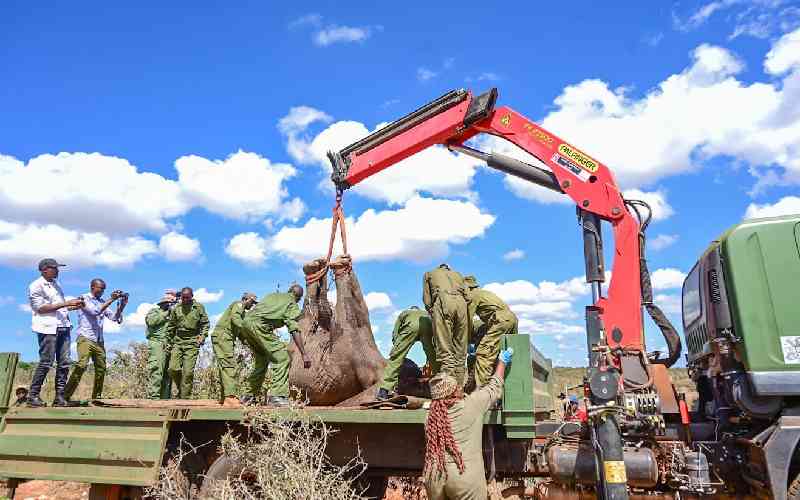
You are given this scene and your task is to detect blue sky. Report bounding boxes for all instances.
[1,1,799,366]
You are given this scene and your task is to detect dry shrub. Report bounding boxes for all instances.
[148,407,367,500]
[103,342,150,399]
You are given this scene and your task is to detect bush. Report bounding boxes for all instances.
[147,407,367,500]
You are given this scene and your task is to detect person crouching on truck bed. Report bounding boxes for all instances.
[27,258,84,407]
[376,306,440,401]
[64,279,128,402]
[423,348,514,500]
[168,287,209,399]
[145,290,177,399]
[212,292,258,408]
[239,284,311,407]
[423,264,470,388]
[463,275,518,389]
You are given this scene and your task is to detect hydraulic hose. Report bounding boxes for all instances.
[638,231,682,368]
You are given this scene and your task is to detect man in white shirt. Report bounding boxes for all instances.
[27,258,83,407]
[64,278,127,401]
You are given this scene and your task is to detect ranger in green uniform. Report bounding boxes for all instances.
[423,348,513,500]
[168,287,209,399]
[240,284,311,406]
[145,290,176,399]
[212,292,257,408]
[464,276,518,388]
[377,306,439,400]
[423,264,469,387]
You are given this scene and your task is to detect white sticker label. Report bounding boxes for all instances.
[780,336,800,364]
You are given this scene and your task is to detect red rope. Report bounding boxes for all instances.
[305,193,349,285]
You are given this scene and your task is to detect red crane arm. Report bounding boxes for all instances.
[328,88,644,352]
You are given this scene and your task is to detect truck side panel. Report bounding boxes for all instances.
[0,408,169,486]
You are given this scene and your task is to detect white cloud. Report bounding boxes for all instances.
[0,153,184,234]
[503,249,525,261]
[269,196,495,263]
[0,295,14,306]
[314,25,375,46]
[650,268,686,290]
[225,232,269,266]
[765,27,800,75]
[485,276,588,305]
[365,292,393,311]
[533,38,800,194]
[194,288,224,304]
[0,150,302,231]
[0,220,157,269]
[674,0,799,40]
[175,151,304,222]
[279,109,484,205]
[18,303,31,313]
[518,318,585,336]
[417,67,438,81]
[158,232,201,262]
[745,195,800,218]
[649,234,679,251]
[288,13,322,29]
[103,318,122,334]
[124,302,154,328]
[622,189,674,221]
[510,301,576,320]
[654,293,682,315]
[279,106,333,165]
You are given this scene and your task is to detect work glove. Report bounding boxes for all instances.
[467,344,476,358]
[499,348,514,365]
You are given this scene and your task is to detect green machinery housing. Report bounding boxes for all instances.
[683,215,800,403]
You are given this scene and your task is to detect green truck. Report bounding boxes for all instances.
[0,334,555,499]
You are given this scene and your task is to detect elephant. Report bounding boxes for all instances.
[287,255,428,406]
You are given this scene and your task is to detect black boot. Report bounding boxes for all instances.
[52,366,69,407]
[28,363,49,408]
[27,395,47,407]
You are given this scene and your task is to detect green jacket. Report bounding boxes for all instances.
[467,288,515,325]
[423,264,466,311]
[248,292,302,335]
[169,300,210,341]
[145,306,172,341]
[213,300,246,337]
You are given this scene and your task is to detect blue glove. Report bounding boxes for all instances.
[467,344,476,358]
[499,348,514,364]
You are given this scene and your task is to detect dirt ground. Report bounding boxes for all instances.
[1,481,88,500]
[2,480,413,499]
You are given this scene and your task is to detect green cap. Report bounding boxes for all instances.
[463,275,479,288]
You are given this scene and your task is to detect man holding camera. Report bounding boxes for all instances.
[64,279,128,401]
[27,258,84,407]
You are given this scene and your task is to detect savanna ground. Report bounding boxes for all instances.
[4,342,694,499]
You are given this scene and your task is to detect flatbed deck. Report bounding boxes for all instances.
[0,334,547,491]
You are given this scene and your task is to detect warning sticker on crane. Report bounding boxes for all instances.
[552,153,591,182]
[603,461,627,483]
[558,143,599,173]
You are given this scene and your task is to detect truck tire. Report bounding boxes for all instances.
[198,454,245,497]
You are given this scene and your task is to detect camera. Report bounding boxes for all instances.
[112,290,129,300]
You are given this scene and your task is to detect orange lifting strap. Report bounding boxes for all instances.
[305,192,349,285]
